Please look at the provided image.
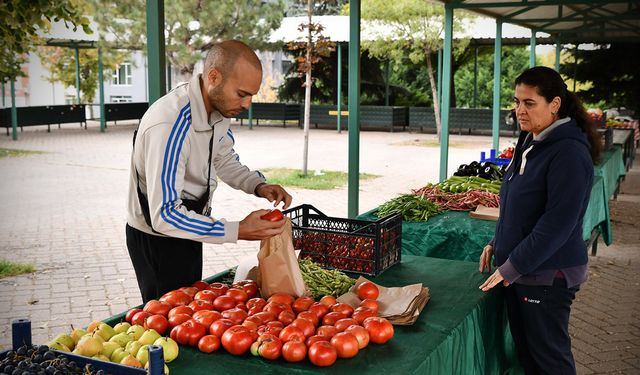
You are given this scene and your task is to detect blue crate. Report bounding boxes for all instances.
[1,319,166,374]
[480,149,511,166]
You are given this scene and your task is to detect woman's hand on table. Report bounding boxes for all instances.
[479,244,493,273]
[479,269,510,292]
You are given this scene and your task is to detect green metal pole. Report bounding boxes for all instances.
[492,20,503,151]
[167,62,172,91]
[248,102,253,130]
[473,46,478,108]
[337,42,342,133]
[146,0,166,104]
[2,82,5,107]
[439,5,453,183]
[555,36,561,72]
[10,80,17,141]
[437,48,442,110]
[529,29,536,68]
[74,47,81,104]
[384,59,390,107]
[98,47,105,133]
[347,0,361,218]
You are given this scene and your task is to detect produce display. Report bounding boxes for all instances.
[412,184,500,211]
[299,258,356,299]
[497,147,514,159]
[453,161,506,181]
[296,232,376,274]
[0,344,107,375]
[438,175,501,194]
[375,194,441,222]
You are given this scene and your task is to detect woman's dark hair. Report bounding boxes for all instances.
[515,66,601,163]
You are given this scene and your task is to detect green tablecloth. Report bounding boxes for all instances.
[582,176,611,245]
[104,256,520,374]
[595,145,626,201]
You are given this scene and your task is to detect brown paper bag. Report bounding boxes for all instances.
[257,218,307,298]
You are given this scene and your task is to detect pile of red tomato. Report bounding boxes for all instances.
[125,279,393,367]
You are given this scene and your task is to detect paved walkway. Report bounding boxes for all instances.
[0,122,637,374]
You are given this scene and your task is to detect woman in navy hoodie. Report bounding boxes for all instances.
[479,66,601,375]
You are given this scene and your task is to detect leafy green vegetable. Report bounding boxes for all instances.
[376,194,441,222]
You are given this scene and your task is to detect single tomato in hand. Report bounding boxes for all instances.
[260,209,284,222]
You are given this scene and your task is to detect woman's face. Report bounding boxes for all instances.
[514,84,561,136]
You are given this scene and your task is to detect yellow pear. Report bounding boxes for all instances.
[120,354,143,368]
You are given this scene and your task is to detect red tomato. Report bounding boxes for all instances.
[253,311,277,324]
[168,313,192,328]
[330,303,354,317]
[171,319,207,347]
[357,281,379,300]
[359,299,379,315]
[268,293,295,306]
[250,333,283,360]
[160,290,192,307]
[235,303,248,312]
[221,325,257,356]
[292,296,315,314]
[316,325,338,338]
[279,325,305,342]
[363,317,394,344]
[179,286,200,298]
[125,308,142,323]
[308,341,337,367]
[233,280,259,299]
[263,302,288,317]
[188,299,214,312]
[208,282,229,295]
[242,319,259,332]
[278,310,296,326]
[308,303,330,320]
[282,340,307,362]
[246,297,267,311]
[226,288,249,303]
[319,295,337,307]
[198,334,220,353]
[194,289,220,303]
[322,312,346,326]
[209,318,234,337]
[144,314,169,335]
[290,318,315,338]
[260,209,284,222]
[352,307,376,324]
[297,311,319,327]
[334,318,358,332]
[244,315,263,326]
[213,295,236,312]
[222,308,248,325]
[305,334,329,347]
[131,311,152,327]
[168,305,194,319]
[345,325,370,349]
[192,280,210,291]
[143,300,172,317]
[330,332,359,358]
[257,323,283,337]
[192,310,222,327]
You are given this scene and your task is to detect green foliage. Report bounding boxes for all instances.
[0,148,44,158]
[262,168,377,190]
[454,46,530,109]
[0,259,36,278]
[90,0,285,76]
[0,0,91,83]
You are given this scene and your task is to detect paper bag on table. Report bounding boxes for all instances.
[257,218,307,298]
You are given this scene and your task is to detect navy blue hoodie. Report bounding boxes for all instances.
[493,118,593,285]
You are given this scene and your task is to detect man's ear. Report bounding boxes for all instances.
[207,68,223,88]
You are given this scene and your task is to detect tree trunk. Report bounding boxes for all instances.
[425,49,441,141]
[302,0,313,176]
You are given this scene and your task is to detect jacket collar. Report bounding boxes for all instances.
[188,73,225,132]
[533,117,571,142]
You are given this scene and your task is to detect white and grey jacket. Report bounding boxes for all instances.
[126,74,266,243]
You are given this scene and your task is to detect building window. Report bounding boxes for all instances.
[112,62,132,86]
[65,95,77,104]
[110,95,132,103]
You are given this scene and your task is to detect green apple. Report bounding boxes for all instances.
[100,341,120,358]
[126,325,145,341]
[120,354,143,368]
[110,347,128,363]
[109,332,134,348]
[70,328,87,344]
[53,334,75,351]
[125,340,143,356]
[136,344,150,366]
[92,354,110,362]
[137,329,161,346]
[153,337,179,363]
[113,322,131,334]
[75,335,102,357]
[47,340,70,352]
[95,323,116,341]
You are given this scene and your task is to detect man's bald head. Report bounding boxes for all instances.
[203,40,262,79]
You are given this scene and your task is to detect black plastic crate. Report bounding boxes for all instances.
[283,204,402,276]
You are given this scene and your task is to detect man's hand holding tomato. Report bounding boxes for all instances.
[239,183,292,241]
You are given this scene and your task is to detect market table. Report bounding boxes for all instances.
[596,145,627,200]
[613,128,636,171]
[104,256,520,375]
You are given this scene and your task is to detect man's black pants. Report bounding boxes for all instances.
[505,278,579,375]
[126,224,202,303]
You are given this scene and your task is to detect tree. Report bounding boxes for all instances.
[357,0,471,140]
[90,0,285,78]
[0,0,91,84]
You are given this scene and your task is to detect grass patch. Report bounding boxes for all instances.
[0,148,44,158]
[395,139,473,148]
[262,168,378,190]
[0,259,36,278]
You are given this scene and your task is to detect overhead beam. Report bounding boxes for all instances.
[450,0,633,10]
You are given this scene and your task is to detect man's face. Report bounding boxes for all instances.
[206,58,261,118]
